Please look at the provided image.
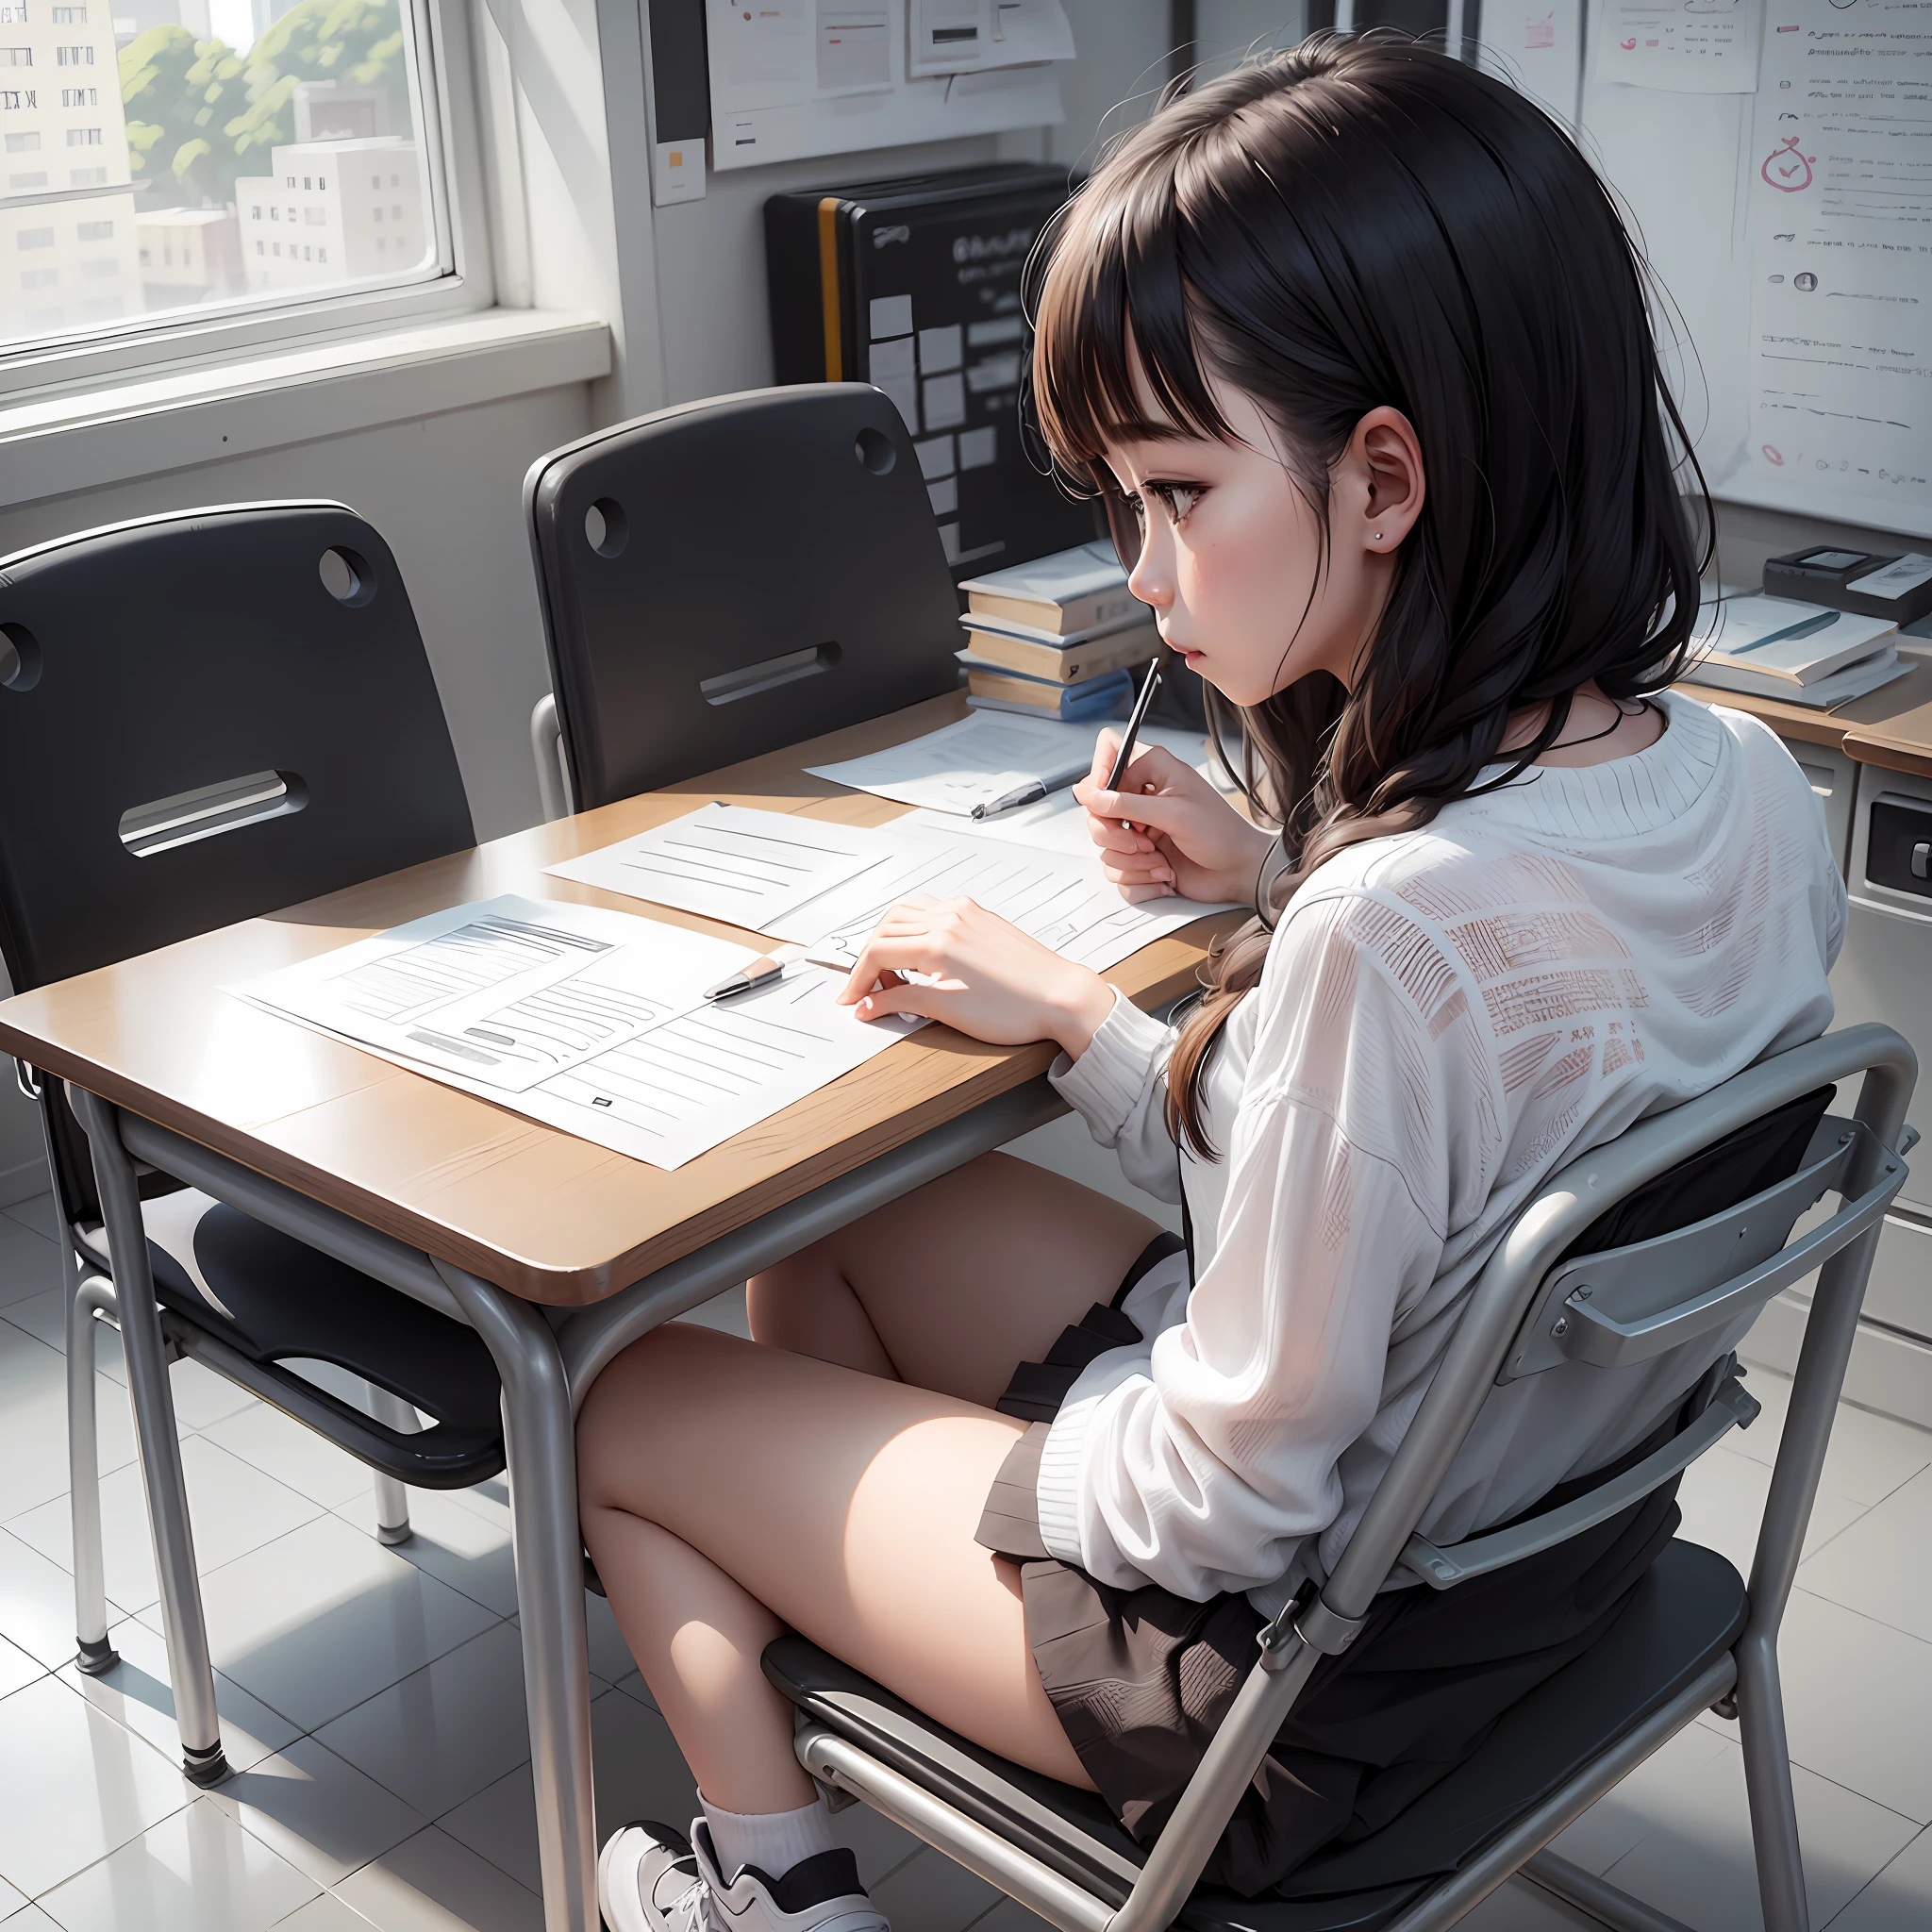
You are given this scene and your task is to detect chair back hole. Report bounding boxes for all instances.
[118,770,308,858]
[318,547,375,607]
[0,623,42,691]
[700,642,841,707]
[854,427,895,475]
[585,498,628,558]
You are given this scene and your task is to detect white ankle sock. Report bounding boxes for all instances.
[700,1792,837,1883]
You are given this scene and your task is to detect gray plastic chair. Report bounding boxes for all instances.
[764,1024,1916,1932]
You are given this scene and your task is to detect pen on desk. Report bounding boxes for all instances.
[971,770,1082,820]
[1104,658,1164,829]
[704,954,787,1001]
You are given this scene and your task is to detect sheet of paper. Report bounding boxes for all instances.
[231,895,919,1169]
[229,897,750,1095]
[1740,0,1932,528]
[786,825,1235,974]
[1594,0,1765,92]
[804,710,1109,814]
[895,724,1221,858]
[545,804,885,930]
[509,965,919,1167]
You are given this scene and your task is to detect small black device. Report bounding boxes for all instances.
[1763,545,1932,625]
[764,162,1097,591]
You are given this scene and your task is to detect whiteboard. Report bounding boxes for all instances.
[1552,0,1932,540]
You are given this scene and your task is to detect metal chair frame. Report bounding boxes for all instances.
[786,1024,1917,1932]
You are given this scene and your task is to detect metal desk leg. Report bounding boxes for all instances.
[438,1260,597,1932]
[70,1088,229,1786]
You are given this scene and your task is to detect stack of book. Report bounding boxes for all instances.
[1684,593,1907,708]
[958,541,1160,722]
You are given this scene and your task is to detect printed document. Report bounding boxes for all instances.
[545,806,884,927]
[803,711,1103,814]
[1741,0,1932,529]
[1593,0,1765,92]
[228,894,915,1169]
[556,805,1239,969]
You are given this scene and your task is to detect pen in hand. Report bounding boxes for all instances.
[1103,659,1163,831]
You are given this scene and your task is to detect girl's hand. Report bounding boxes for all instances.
[837,897,1117,1060]
[1074,736,1277,905]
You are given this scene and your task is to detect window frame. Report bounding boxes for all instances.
[0,0,495,398]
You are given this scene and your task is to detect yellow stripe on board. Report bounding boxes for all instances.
[817,198,842,382]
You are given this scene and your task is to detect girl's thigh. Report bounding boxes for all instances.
[577,1320,1094,1787]
[750,1150,1163,1409]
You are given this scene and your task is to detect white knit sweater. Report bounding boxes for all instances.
[1040,694,1846,1617]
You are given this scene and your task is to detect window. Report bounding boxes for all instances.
[372,206,382,222]
[19,266,52,287]
[80,256,114,277]
[3,0,471,367]
[74,218,109,239]
[18,227,52,247]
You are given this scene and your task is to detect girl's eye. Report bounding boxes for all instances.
[1144,480,1204,524]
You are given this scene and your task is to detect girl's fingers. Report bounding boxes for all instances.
[853,979,944,1024]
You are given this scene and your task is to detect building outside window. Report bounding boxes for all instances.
[1,0,447,353]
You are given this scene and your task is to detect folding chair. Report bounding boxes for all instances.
[523,383,963,819]
[0,503,505,1784]
[764,1024,1915,1932]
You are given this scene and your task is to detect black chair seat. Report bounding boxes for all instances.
[78,1192,504,1488]
[764,1539,1748,1932]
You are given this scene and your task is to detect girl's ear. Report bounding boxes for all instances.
[1349,406,1425,556]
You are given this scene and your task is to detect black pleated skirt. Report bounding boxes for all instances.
[974,1234,1685,1898]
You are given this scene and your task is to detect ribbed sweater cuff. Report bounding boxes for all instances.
[1048,992,1171,1143]
[1034,1391,1100,1569]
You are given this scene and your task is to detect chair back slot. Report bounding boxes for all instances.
[1501,1115,1893,1379]
[117,770,307,858]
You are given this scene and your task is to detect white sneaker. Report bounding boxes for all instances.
[598,1818,890,1932]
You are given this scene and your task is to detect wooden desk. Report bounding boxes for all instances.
[0,692,1239,1932]
[1673,653,1932,782]
[0,691,1236,1307]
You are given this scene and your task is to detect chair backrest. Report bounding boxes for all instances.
[1101,1024,1916,1932]
[525,383,963,811]
[0,500,475,1213]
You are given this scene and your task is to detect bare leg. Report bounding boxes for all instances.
[746,1151,1160,1406]
[579,1324,1096,1813]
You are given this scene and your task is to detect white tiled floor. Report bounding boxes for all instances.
[0,1185,1928,1931]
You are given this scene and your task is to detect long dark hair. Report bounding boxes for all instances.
[1025,33,1711,1158]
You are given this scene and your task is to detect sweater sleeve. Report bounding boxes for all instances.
[1034,893,1466,1597]
[1048,991,1184,1205]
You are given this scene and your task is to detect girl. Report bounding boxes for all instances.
[578,35,1845,1932]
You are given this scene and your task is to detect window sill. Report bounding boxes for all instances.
[0,308,611,511]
